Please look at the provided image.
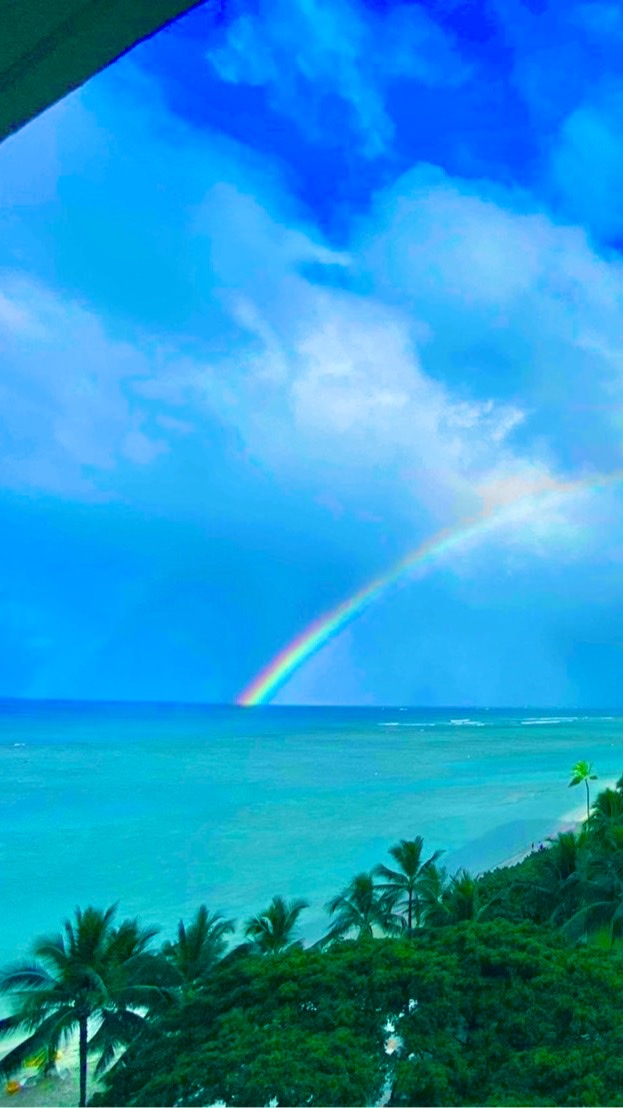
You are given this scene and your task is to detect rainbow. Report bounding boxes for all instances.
[237,469,623,706]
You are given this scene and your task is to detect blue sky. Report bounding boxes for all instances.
[3,0,623,705]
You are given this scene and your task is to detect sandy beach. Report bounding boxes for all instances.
[0,1028,103,1108]
[495,776,617,871]
[0,1057,100,1108]
[0,1068,99,1108]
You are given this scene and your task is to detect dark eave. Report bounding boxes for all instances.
[0,0,207,144]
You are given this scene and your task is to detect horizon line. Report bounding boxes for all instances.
[0,696,621,712]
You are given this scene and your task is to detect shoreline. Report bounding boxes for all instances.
[1,780,617,1105]
[495,776,618,871]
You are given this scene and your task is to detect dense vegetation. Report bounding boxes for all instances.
[92,924,623,1108]
[4,764,623,1106]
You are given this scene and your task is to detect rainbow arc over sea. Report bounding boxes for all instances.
[237,469,623,706]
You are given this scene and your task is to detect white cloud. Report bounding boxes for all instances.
[0,291,38,334]
[354,164,623,440]
[130,218,538,530]
[207,0,468,157]
[4,77,623,578]
[0,274,171,496]
[160,159,623,568]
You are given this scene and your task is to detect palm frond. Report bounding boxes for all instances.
[0,1015,23,1040]
[89,1008,147,1075]
[93,1039,118,1077]
[108,919,160,963]
[244,896,308,953]
[32,936,70,973]
[324,871,395,939]
[0,1008,76,1078]
[373,864,403,885]
[119,951,177,987]
[0,963,55,994]
[112,983,176,1012]
[0,1033,44,1078]
[561,898,614,942]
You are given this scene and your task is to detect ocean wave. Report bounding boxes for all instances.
[379,722,437,728]
[521,717,576,725]
[380,718,490,728]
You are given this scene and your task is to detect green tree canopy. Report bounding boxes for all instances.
[93,922,623,1107]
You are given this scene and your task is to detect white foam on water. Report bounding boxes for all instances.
[379,721,438,727]
[521,717,576,725]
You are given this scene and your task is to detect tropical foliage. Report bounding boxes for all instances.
[569,759,598,819]
[161,905,234,994]
[324,871,398,941]
[0,906,175,1107]
[93,921,623,1108]
[374,835,443,932]
[244,895,308,953]
[6,764,623,1106]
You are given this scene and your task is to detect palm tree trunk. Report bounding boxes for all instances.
[407,892,413,934]
[78,1016,88,1108]
[585,779,590,821]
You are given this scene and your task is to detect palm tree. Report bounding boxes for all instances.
[0,905,174,1107]
[522,831,585,926]
[324,872,398,943]
[441,870,495,924]
[418,862,450,927]
[530,822,623,945]
[569,760,598,821]
[244,895,308,954]
[587,788,623,845]
[162,906,235,994]
[374,837,444,934]
[561,861,623,946]
[418,867,498,927]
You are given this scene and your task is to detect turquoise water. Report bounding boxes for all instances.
[1,700,622,969]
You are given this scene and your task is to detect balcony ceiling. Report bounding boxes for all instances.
[0,0,204,143]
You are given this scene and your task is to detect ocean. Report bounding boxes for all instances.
[1,700,622,971]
